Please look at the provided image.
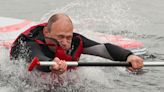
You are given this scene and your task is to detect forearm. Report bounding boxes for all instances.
[83,44,113,60]
[104,43,133,61]
[83,43,133,61]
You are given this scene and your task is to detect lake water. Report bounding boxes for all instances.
[0,0,164,92]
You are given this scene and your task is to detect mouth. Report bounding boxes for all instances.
[60,45,67,50]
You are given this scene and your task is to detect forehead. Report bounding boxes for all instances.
[50,19,73,35]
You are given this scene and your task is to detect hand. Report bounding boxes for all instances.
[127,55,144,72]
[50,57,67,75]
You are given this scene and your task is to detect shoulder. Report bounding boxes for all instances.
[73,32,86,39]
[72,32,100,48]
[73,32,82,36]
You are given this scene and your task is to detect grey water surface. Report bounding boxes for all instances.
[0,0,164,92]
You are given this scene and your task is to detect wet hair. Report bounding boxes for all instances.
[47,14,72,32]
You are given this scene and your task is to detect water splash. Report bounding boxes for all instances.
[0,46,125,92]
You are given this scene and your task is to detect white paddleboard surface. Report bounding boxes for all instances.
[0,17,146,55]
[0,17,35,41]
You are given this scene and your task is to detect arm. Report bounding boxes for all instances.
[79,33,143,71]
[26,41,67,74]
[79,33,133,61]
[28,41,54,72]
[10,39,52,72]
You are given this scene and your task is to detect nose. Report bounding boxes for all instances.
[60,38,67,47]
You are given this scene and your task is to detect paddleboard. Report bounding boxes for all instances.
[0,17,146,55]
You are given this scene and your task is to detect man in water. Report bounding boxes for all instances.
[10,13,143,75]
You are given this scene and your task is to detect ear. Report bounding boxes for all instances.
[43,26,50,37]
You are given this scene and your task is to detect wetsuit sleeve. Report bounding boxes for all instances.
[10,38,52,72]
[78,34,133,61]
[27,41,53,72]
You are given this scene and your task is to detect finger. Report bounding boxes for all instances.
[51,67,63,74]
[55,58,64,70]
[59,60,67,72]
[60,60,66,69]
[52,64,59,70]
[135,59,144,69]
[131,61,138,69]
[136,61,143,69]
[54,57,60,62]
[54,58,59,66]
[64,62,67,71]
[127,61,137,72]
[52,58,60,70]
[127,67,134,72]
[53,70,63,75]
[139,59,144,68]
[62,60,67,71]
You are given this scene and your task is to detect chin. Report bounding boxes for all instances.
[62,47,69,51]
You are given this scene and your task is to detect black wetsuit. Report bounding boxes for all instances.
[10,25,132,72]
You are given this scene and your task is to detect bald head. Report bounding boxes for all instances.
[47,13,73,31]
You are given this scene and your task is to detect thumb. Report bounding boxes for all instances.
[54,57,60,62]
[52,57,60,70]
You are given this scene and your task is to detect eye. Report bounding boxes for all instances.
[66,36,73,40]
[57,35,64,39]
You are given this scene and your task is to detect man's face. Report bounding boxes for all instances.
[45,19,73,51]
